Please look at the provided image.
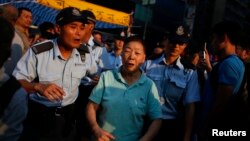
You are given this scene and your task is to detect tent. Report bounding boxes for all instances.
[0,0,129,28]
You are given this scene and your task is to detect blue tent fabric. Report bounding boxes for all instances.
[0,0,125,28]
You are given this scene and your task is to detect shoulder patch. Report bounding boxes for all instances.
[77,44,90,54]
[32,41,54,54]
[77,44,90,62]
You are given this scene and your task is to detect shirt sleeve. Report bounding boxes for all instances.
[89,72,105,104]
[184,70,200,104]
[12,48,37,82]
[218,61,240,86]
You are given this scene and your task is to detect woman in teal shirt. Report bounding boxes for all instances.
[86,36,162,141]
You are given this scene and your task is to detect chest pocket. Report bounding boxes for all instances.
[165,76,187,102]
[147,74,164,96]
[72,60,88,86]
[72,69,85,87]
[39,74,61,85]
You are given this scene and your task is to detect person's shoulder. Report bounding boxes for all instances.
[221,55,244,67]
[31,40,54,55]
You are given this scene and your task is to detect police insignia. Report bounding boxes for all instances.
[72,8,81,16]
[176,26,185,35]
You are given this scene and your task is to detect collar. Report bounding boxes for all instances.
[87,36,94,47]
[53,39,80,60]
[158,55,184,70]
[114,67,147,86]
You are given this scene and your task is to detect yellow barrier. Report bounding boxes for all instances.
[37,0,130,26]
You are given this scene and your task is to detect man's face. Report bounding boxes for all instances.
[236,46,250,62]
[16,10,32,28]
[114,39,124,50]
[93,33,102,43]
[58,21,85,49]
[211,33,225,54]
[122,41,146,73]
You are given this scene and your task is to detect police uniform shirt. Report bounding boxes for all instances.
[143,55,200,119]
[13,40,95,107]
[101,51,122,71]
[81,36,109,85]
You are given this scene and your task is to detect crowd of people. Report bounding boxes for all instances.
[0,4,249,141]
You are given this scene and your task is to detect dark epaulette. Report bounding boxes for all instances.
[77,44,90,54]
[93,39,104,47]
[31,40,54,55]
[77,44,90,62]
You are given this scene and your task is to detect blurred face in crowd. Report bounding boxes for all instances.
[154,47,164,55]
[16,9,32,28]
[211,33,226,54]
[81,20,94,43]
[236,46,250,62]
[166,40,187,57]
[122,40,146,73]
[114,39,124,51]
[93,33,102,43]
[57,21,85,49]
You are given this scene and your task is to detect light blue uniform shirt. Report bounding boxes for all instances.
[101,51,122,71]
[13,40,95,107]
[89,69,162,141]
[81,36,109,85]
[143,55,200,119]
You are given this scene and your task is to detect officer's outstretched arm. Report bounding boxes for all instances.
[18,79,65,101]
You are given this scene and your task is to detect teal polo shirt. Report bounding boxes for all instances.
[89,69,161,141]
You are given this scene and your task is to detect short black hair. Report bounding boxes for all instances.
[212,21,242,46]
[124,36,146,54]
[17,7,31,17]
[0,17,14,67]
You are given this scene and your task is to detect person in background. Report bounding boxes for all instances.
[29,25,41,45]
[0,4,25,76]
[13,7,93,141]
[234,34,250,134]
[102,35,125,70]
[143,24,200,141]
[86,36,162,141]
[0,17,28,141]
[104,39,114,53]
[198,21,245,141]
[39,21,58,41]
[92,30,104,46]
[15,7,32,54]
[148,42,165,60]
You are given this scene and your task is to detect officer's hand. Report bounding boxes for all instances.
[35,83,66,101]
[93,127,115,141]
[91,75,100,85]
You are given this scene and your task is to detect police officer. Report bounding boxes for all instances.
[75,9,109,141]
[13,7,95,141]
[143,24,200,141]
